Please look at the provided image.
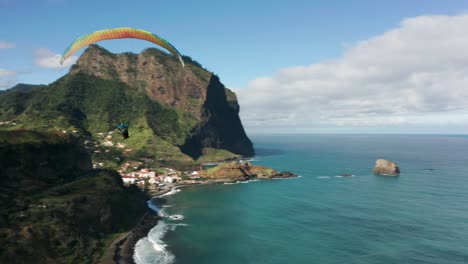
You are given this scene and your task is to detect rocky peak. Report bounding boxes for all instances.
[0,45,255,162]
[71,45,210,116]
[68,45,255,159]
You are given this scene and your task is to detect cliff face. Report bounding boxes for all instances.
[373,159,400,175]
[0,131,148,264]
[0,131,91,207]
[181,75,254,159]
[70,46,208,114]
[0,45,254,163]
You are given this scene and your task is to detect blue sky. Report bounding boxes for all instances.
[2,0,468,133]
[1,0,466,88]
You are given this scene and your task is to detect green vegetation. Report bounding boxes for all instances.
[0,130,67,145]
[0,83,46,95]
[196,147,239,163]
[0,45,257,263]
[0,131,148,264]
[0,44,254,169]
[0,72,195,167]
[1,170,147,264]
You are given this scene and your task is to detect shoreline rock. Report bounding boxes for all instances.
[373,159,400,176]
[199,162,297,181]
[102,164,298,264]
[99,212,159,264]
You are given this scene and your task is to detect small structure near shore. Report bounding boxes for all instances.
[373,159,400,176]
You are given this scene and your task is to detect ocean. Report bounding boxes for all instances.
[134,134,468,264]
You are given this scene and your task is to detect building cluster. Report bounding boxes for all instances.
[119,167,179,188]
[77,130,205,189]
[0,121,16,126]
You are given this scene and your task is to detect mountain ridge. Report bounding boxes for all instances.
[0,45,254,167]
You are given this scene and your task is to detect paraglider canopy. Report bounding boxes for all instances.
[117,123,129,130]
[60,27,184,67]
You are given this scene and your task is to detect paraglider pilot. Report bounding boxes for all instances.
[117,123,129,139]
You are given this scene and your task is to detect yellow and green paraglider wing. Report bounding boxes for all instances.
[60,27,184,67]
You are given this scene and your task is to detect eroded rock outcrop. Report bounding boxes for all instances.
[373,159,400,175]
[200,162,296,181]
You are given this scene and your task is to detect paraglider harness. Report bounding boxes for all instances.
[117,123,129,139]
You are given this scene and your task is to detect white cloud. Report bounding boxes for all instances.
[34,48,77,69]
[0,68,16,77]
[0,41,15,49]
[236,14,468,133]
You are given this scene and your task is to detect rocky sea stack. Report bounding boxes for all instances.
[373,159,400,176]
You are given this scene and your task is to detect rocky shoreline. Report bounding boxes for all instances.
[99,212,159,264]
[100,166,297,264]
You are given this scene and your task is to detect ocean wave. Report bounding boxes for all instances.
[248,179,261,182]
[134,221,175,264]
[158,188,181,197]
[158,209,168,218]
[147,200,161,213]
[168,214,184,221]
[223,178,275,185]
[317,176,331,179]
[223,182,240,185]
[273,175,302,180]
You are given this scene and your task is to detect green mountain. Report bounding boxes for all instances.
[0,131,149,263]
[0,45,254,167]
[0,83,46,94]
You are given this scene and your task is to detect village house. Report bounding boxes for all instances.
[122,175,136,185]
[189,171,200,179]
[163,176,175,183]
[138,168,156,178]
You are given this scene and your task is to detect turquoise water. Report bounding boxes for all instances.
[135,134,468,264]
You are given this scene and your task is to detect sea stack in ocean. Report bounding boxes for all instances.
[373,159,400,176]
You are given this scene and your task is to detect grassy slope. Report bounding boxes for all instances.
[0,131,148,264]
[0,47,245,166]
[0,73,196,167]
[1,170,147,264]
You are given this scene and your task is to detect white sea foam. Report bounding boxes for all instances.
[147,200,160,213]
[158,208,168,218]
[317,176,331,179]
[273,175,302,180]
[223,181,240,185]
[168,214,184,221]
[158,188,181,197]
[248,179,260,182]
[223,178,262,185]
[134,221,175,264]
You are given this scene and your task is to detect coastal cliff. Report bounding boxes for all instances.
[0,45,254,165]
[0,131,149,264]
[0,46,270,263]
